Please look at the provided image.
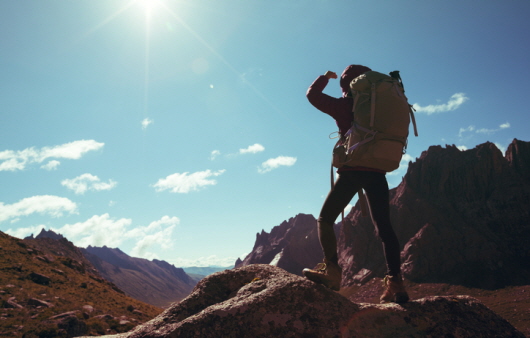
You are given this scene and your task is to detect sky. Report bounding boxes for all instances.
[1,0,529,267]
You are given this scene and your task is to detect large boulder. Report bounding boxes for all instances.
[79,264,524,338]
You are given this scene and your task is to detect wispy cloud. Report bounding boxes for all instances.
[128,216,180,259]
[0,140,104,172]
[459,122,510,138]
[0,195,78,224]
[258,156,297,173]
[413,93,468,115]
[41,160,61,171]
[141,118,153,130]
[61,173,117,194]
[239,143,265,154]
[458,125,476,138]
[210,150,221,160]
[153,169,226,193]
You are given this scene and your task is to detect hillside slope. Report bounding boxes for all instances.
[82,246,196,308]
[0,231,162,337]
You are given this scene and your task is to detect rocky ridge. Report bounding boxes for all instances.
[78,264,525,338]
[339,139,530,288]
[235,213,339,275]
[237,139,530,289]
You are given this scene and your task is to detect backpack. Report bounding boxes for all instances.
[332,70,418,172]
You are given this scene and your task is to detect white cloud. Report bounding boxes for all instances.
[141,118,153,130]
[476,128,496,135]
[459,122,510,138]
[41,160,61,171]
[6,213,180,260]
[239,143,265,154]
[413,93,468,115]
[457,145,468,151]
[129,216,180,259]
[458,125,476,138]
[58,213,132,248]
[0,140,104,171]
[258,156,297,173]
[210,150,221,160]
[0,195,78,224]
[61,173,117,194]
[153,169,226,193]
[56,214,179,259]
[5,224,46,239]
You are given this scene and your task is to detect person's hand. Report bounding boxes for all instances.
[324,71,338,79]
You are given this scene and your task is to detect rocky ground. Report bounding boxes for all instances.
[340,279,530,337]
[77,264,526,338]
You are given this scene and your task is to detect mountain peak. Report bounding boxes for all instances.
[24,228,65,241]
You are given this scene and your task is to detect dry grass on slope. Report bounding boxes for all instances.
[0,232,163,337]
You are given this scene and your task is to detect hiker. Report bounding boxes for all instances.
[303,65,409,303]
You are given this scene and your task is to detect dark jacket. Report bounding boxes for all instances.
[306,65,372,137]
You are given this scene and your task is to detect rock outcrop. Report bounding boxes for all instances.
[340,139,530,289]
[236,213,340,275]
[236,139,530,291]
[79,264,524,338]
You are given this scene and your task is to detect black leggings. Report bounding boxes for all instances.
[318,170,401,276]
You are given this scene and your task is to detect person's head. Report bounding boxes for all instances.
[340,65,371,97]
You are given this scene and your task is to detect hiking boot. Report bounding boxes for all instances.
[380,274,409,304]
[303,260,342,291]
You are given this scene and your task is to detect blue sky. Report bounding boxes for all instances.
[1,0,529,267]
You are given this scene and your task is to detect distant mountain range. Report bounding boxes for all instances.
[183,266,233,277]
[82,245,197,308]
[27,229,198,308]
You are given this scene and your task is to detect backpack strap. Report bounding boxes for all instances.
[345,122,378,153]
[409,105,419,137]
[390,70,419,138]
[370,83,376,128]
[351,91,361,114]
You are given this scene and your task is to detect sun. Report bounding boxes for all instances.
[136,0,163,14]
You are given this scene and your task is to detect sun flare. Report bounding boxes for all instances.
[136,0,163,14]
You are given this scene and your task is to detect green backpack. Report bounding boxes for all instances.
[332,70,418,172]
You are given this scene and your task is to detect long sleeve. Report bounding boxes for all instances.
[306,75,353,136]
